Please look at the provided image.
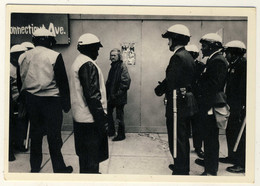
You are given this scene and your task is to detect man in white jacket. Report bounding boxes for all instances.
[19,28,72,173]
[70,33,108,173]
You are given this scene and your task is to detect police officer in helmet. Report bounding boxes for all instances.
[155,24,195,175]
[222,40,246,173]
[195,33,228,176]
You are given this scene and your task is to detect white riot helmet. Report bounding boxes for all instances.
[200,33,223,48]
[32,28,54,38]
[32,28,56,47]
[77,33,103,47]
[21,42,35,50]
[225,40,246,53]
[185,44,199,53]
[185,44,200,59]
[10,44,27,53]
[162,24,191,45]
[162,24,191,38]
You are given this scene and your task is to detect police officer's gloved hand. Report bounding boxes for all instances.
[154,81,166,97]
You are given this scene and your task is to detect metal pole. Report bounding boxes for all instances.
[173,90,177,158]
[233,116,246,152]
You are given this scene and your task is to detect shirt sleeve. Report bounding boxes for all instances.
[54,54,71,113]
[78,62,106,123]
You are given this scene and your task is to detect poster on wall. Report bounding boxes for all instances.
[121,42,136,65]
[10,13,70,45]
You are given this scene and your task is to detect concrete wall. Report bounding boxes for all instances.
[56,15,247,132]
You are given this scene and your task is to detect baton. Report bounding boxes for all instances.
[233,116,246,152]
[173,90,177,158]
[24,121,30,149]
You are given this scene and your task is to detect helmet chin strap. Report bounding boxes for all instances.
[231,57,239,64]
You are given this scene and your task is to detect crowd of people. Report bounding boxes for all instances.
[9,28,131,174]
[9,24,246,176]
[155,24,246,176]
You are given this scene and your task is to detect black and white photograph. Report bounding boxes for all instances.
[1,3,258,185]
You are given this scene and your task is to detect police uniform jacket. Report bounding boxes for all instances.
[165,47,195,118]
[194,60,205,82]
[226,57,246,112]
[196,51,228,113]
[106,60,131,106]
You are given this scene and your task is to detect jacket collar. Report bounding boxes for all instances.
[172,45,184,56]
[208,49,222,61]
[80,53,96,64]
[111,60,123,66]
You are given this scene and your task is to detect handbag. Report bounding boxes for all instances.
[213,91,230,129]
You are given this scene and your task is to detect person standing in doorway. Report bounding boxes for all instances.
[155,24,195,175]
[195,33,228,176]
[106,48,131,141]
[70,33,109,173]
[221,40,246,173]
[19,28,72,173]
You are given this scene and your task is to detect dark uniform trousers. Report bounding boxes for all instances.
[166,96,190,174]
[25,92,66,172]
[73,121,108,173]
[107,104,125,136]
[190,113,203,150]
[226,111,245,167]
[225,57,246,168]
[14,112,29,149]
[200,112,219,174]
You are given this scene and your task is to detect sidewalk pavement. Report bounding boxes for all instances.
[9,132,244,176]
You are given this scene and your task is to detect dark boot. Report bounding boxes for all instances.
[9,143,15,162]
[55,166,73,173]
[226,165,245,173]
[108,128,115,137]
[9,152,15,162]
[112,123,125,141]
[195,148,205,159]
[195,158,205,166]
